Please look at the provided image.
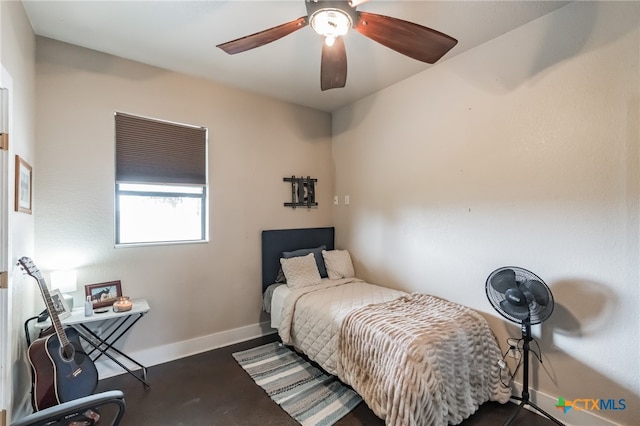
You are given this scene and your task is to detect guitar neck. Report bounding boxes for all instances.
[37,278,70,346]
[18,257,70,348]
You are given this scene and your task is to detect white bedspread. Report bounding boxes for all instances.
[276,278,406,375]
[270,284,290,329]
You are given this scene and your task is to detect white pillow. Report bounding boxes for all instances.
[322,249,355,280]
[280,253,322,289]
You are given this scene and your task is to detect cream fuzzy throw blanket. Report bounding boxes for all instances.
[338,293,511,426]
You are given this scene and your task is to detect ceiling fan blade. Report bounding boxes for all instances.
[321,36,347,91]
[354,12,457,64]
[217,16,308,55]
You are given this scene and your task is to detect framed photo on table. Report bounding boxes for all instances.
[85,280,122,309]
[15,155,32,214]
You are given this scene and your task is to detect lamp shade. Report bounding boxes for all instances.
[50,270,78,293]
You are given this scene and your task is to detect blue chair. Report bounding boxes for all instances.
[10,390,125,426]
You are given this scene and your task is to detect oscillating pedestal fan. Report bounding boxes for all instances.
[486,266,565,426]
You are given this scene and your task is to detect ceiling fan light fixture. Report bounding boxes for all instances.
[310,9,352,46]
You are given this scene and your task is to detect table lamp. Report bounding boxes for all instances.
[50,269,77,310]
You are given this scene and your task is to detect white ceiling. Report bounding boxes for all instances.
[22,1,571,112]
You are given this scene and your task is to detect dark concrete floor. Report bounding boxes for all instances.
[96,334,560,425]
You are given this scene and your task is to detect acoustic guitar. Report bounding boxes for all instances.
[18,257,98,411]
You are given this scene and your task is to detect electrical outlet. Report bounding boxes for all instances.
[333,195,339,205]
[508,347,521,359]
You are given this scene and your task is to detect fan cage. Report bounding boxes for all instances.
[486,266,554,325]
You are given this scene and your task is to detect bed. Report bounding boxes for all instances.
[262,227,511,426]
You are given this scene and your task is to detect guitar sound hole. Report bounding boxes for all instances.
[60,343,76,362]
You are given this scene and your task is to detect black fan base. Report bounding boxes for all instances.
[504,395,565,426]
[504,322,565,426]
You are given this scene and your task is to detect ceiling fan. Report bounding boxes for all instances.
[216,0,458,91]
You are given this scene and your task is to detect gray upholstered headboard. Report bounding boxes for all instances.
[261,227,335,292]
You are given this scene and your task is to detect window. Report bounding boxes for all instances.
[115,113,207,245]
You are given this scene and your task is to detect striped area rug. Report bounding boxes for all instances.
[232,341,362,426]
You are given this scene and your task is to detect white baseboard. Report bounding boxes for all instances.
[95,321,276,379]
[511,382,623,426]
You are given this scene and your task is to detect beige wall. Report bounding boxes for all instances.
[332,2,638,425]
[1,0,38,421]
[33,37,332,369]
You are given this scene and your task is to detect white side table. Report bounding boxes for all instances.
[36,298,150,387]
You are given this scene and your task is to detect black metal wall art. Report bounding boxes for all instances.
[284,176,317,209]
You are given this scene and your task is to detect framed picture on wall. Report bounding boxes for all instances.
[85,280,123,309]
[15,155,32,214]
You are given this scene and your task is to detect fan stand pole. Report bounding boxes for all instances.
[504,322,565,426]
